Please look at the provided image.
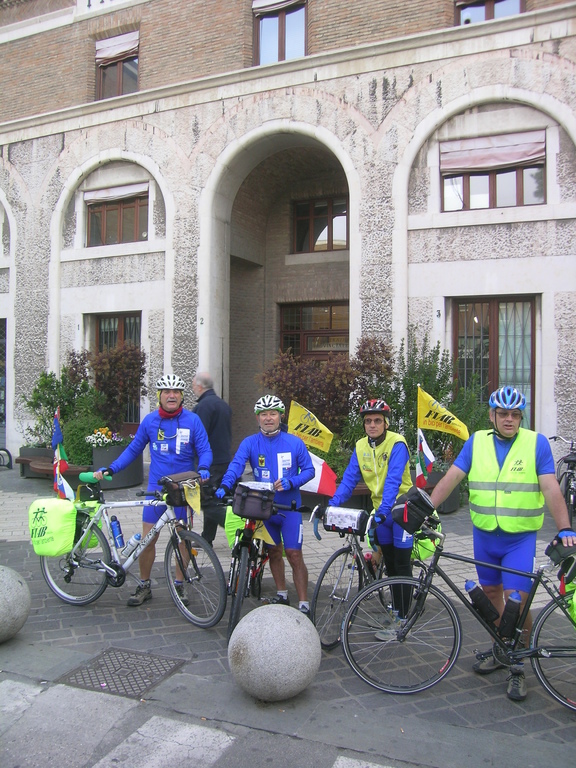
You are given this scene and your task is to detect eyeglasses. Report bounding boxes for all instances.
[495,410,522,420]
[364,417,385,425]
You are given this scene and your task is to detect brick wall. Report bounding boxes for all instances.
[3,1,568,123]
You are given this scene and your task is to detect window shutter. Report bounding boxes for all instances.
[84,183,149,203]
[95,31,139,66]
[252,0,303,14]
[440,131,545,173]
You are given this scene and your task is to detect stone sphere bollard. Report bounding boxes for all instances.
[228,604,322,701]
[0,566,32,643]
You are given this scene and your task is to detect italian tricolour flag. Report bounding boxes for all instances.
[301,452,337,496]
[415,428,435,489]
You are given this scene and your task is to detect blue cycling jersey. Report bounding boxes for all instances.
[109,408,212,493]
[221,430,315,508]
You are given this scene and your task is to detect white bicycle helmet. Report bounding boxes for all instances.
[254,394,285,414]
[156,373,186,391]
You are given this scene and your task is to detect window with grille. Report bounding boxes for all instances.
[96,313,142,423]
[253,1,306,65]
[281,303,349,360]
[453,297,534,427]
[293,197,348,253]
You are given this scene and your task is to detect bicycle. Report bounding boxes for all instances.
[340,507,576,712]
[37,471,227,628]
[310,504,440,650]
[550,435,576,527]
[225,481,309,641]
[310,505,385,650]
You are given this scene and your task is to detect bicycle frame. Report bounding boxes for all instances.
[75,498,177,582]
[404,529,574,661]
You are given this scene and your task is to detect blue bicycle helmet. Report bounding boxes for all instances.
[488,386,526,411]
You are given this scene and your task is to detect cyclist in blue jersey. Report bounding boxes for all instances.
[431,386,575,701]
[95,374,212,606]
[216,395,315,616]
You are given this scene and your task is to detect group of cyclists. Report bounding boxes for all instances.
[98,374,576,703]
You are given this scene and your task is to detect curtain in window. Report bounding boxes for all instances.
[440,131,545,173]
[95,31,139,65]
[84,183,149,203]
[252,0,302,13]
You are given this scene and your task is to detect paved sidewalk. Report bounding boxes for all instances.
[0,467,574,768]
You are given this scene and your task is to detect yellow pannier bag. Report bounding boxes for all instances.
[29,498,77,557]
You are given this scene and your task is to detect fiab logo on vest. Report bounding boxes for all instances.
[510,459,525,473]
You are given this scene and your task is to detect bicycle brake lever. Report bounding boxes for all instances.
[313,516,322,541]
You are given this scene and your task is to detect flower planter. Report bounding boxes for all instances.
[92,445,143,489]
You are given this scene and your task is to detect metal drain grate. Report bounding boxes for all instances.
[58,648,185,699]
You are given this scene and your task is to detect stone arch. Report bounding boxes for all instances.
[197,119,362,405]
[388,85,576,347]
[47,148,176,375]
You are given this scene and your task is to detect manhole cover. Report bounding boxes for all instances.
[58,648,185,699]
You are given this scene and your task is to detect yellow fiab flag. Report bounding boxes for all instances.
[287,401,334,453]
[417,386,470,441]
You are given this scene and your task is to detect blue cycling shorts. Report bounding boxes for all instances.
[375,514,414,549]
[473,526,536,593]
[142,502,187,525]
[264,511,304,550]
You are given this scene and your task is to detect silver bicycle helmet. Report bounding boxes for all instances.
[254,394,285,414]
[156,373,186,391]
[488,386,526,411]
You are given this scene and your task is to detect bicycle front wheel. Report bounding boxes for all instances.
[531,598,576,712]
[342,576,461,694]
[227,545,251,641]
[40,514,111,605]
[164,531,227,628]
[250,542,267,599]
[311,545,362,650]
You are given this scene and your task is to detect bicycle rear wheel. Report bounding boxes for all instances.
[530,598,576,712]
[341,576,461,693]
[40,513,111,605]
[227,545,250,641]
[164,531,226,628]
[311,545,362,650]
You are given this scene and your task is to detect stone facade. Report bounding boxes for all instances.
[1,0,575,452]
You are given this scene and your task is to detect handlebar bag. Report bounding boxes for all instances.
[391,486,439,535]
[232,482,275,520]
[324,506,369,536]
[160,471,201,508]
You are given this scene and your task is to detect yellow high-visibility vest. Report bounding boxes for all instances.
[355,432,412,511]
[468,429,544,532]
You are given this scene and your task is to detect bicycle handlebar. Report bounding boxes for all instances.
[78,471,113,484]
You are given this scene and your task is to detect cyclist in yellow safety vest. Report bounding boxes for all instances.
[328,399,414,620]
[431,386,575,702]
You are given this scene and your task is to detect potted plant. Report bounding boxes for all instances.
[86,426,142,489]
[17,353,93,477]
[20,345,147,488]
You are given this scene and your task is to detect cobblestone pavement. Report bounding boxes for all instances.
[0,466,574,768]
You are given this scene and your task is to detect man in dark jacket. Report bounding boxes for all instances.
[192,372,232,545]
